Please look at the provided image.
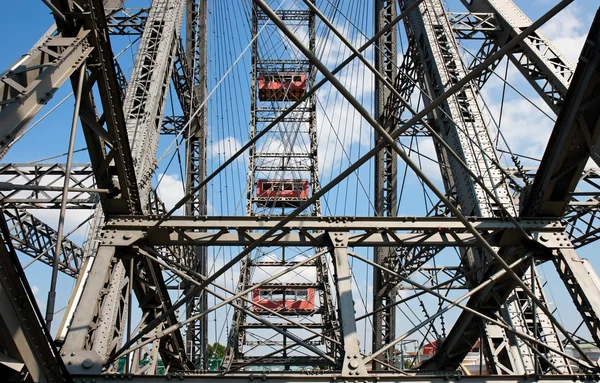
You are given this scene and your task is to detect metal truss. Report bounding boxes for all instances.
[401,0,566,374]
[44,0,191,374]
[0,163,97,209]
[447,12,498,39]
[0,28,92,153]
[161,115,186,134]
[0,213,70,382]
[105,7,148,35]
[421,4,600,373]
[224,0,337,371]
[522,12,600,348]
[184,0,209,369]
[459,0,573,112]
[1,0,600,381]
[373,1,399,369]
[51,0,141,216]
[3,208,85,278]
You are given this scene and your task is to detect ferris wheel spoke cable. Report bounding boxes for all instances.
[157,1,289,166]
[316,0,533,211]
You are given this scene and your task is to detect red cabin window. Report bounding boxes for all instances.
[258,73,307,101]
[256,180,309,207]
[252,288,315,314]
[421,341,437,355]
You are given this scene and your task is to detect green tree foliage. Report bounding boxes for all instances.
[208,342,226,358]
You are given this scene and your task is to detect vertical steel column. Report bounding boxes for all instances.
[329,232,368,376]
[185,0,209,369]
[373,0,398,370]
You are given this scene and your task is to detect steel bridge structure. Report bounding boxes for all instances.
[0,0,600,382]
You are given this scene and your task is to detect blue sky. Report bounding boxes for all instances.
[1,0,599,358]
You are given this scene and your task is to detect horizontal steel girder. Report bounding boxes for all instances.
[103,215,563,231]
[0,163,97,209]
[98,216,562,247]
[68,374,600,383]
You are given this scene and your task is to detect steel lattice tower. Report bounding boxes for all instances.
[222,1,340,370]
[0,0,599,382]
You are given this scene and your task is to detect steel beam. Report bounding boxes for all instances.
[402,0,567,373]
[98,216,559,249]
[329,232,368,376]
[68,376,600,383]
[51,0,192,373]
[3,208,84,278]
[460,0,574,112]
[102,215,561,231]
[0,213,69,382]
[373,0,399,369]
[0,30,92,153]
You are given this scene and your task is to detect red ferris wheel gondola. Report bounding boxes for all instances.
[252,287,316,314]
[258,73,307,101]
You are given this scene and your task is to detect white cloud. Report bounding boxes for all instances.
[485,97,554,162]
[31,285,40,295]
[316,62,374,175]
[155,173,185,214]
[209,136,245,160]
[541,3,590,65]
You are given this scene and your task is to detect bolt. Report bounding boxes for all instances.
[349,359,359,369]
[82,358,93,369]
[540,235,549,242]
[123,233,132,240]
